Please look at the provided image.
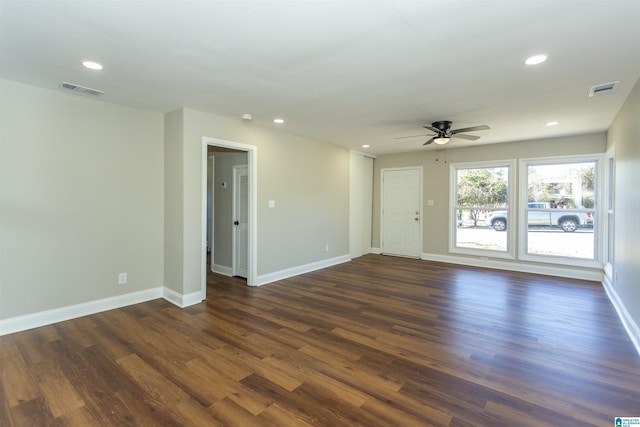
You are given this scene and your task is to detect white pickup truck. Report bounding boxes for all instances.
[486,202,594,232]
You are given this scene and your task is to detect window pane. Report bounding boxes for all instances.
[455,167,509,252]
[526,161,596,260]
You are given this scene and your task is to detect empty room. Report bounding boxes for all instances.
[1,1,639,426]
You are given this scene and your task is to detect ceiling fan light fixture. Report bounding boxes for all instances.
[434,137,449,145]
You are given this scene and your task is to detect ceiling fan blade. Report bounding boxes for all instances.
[451,125,490,134]
[423,137,435,145]
[422,125,442,133]
[453,133,481,141]
[395,134,427,140]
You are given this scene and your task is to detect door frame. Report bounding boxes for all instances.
[380,166,423,258]
[201,137,257,299]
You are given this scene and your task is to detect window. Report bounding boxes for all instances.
[604,150,615,281]
[450,161,515,258]
[520,156,601,267]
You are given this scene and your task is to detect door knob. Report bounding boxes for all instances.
[234,220,239,225]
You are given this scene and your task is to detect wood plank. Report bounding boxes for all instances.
[29,359,85,418]
[1,254,639,426]
[116,353,216,425]
[0,340,40,407]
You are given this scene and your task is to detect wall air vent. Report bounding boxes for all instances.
[588,81,619,97]
[59,82,104,96]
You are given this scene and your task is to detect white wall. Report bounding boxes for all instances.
[607,77,640,335]
[164,108,350,294]
[163,108,184,295]
[372,132,606,274]
[0,78,164,320]
[350,151,374,258]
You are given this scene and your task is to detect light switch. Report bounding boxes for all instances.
[268,200,276,208]
[427,200,434,206]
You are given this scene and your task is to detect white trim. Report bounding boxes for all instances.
[421,252,603,282]
[371,247,382,254]
[162,288,204,308]
[603,146,615,276]
[211,264,233,276]
[0,287,163,336]
[256,255,351,287]
[0,286,207,336]
[202,137,258,292]
[202,143,209,299]
[602,276,640,357]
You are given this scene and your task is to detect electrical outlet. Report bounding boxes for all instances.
[118,272,127,285]
[325,244,329,252]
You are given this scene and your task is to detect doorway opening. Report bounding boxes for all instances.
[201,137,257,300]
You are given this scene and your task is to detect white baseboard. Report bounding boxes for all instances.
[211,264,233,276]
[371,249,601,281]
[162,288,204,308]
[0,287,163,336]
[602,276,640,358]
[421,252,603,282]
[0,285,207,336]
[256,254,351,286]
[0,255,350,335]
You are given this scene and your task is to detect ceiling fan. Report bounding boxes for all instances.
[397,121,490,145]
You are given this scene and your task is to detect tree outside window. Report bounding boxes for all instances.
[452,164,513,256]
[457,167,508,227]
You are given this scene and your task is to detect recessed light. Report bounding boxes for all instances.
[545,121,559,126]
[273,118,284,124]
[82,61,104,70]
[525,54,547,65]
[242,114,253,121]
[362,144,370,148]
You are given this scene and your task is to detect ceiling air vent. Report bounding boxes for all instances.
[59,82,104,96]
[589,81,619,97]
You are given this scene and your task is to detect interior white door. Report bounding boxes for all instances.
[382,168,422,257]
[233,165,248,278]
[208,155,215,272]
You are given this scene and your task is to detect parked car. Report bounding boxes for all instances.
[486,202,594,232]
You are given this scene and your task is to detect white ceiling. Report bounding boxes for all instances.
[1,1,639,155]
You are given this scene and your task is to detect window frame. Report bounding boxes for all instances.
[449,159,516,259]
[603,147,615,283]
[518,154,604,268]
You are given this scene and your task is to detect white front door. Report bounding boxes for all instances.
[382,167,422,258]
[233,165,248,278]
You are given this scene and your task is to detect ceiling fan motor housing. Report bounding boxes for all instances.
[432,121,453,136]
[432,121,453,131]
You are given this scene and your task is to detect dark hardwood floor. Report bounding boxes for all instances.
[1,254,639,426]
